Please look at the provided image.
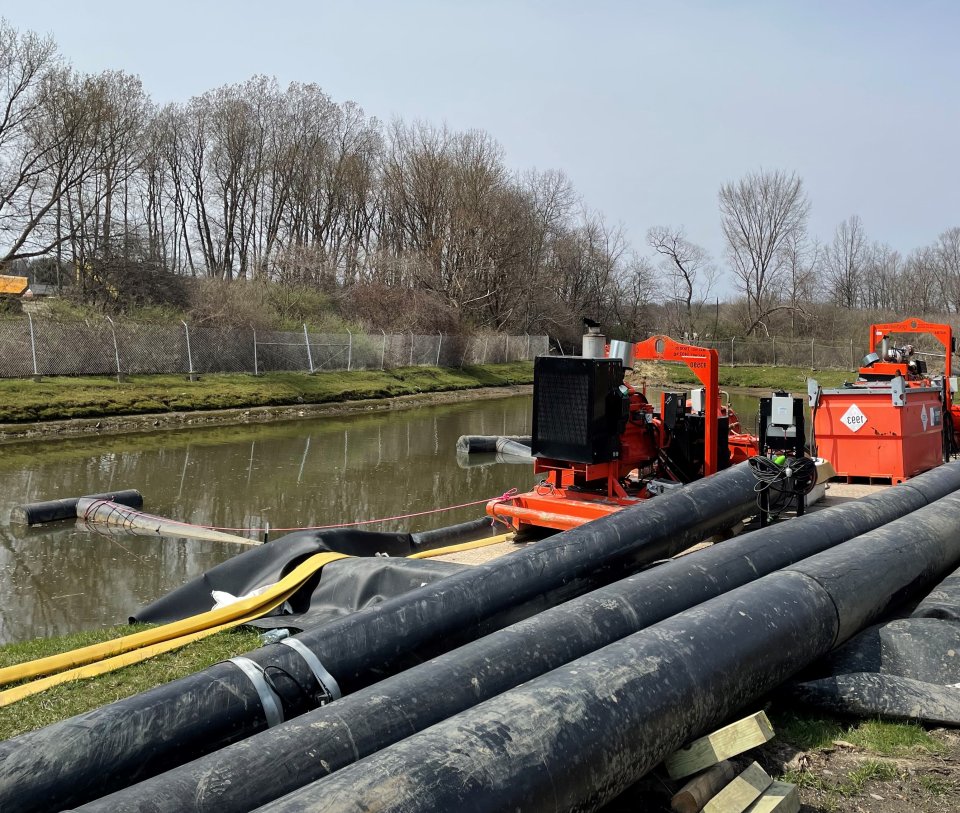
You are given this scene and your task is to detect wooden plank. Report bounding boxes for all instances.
[665,711,775,779]
[671,760,739,813]
[703,762,773,813]
[743,781,800,813]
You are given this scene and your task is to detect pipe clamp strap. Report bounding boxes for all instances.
[228,656,284,727]
[280,638,342,700]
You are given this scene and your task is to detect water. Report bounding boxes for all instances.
[0,388,778,645]
[0,397,534,645]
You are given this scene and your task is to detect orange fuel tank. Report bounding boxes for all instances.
[813,384,944,482]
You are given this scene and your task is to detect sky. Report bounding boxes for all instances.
[4,1,958,289]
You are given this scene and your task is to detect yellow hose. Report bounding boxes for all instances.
[409,532,515,559]
[0,552,350,689]
[0,531,516,705]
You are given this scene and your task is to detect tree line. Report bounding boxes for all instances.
[1,20,957,344]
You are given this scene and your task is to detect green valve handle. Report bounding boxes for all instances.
[773,454,787,465]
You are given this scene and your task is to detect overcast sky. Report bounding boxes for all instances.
[5,1,958,286]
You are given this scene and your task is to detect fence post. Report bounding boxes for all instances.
[811,337,815,368]
[409,331,414,366]
[181,320,195,379]
[772,335,776,366]
[346,328,353,371]
[525,333,531,360]
[253,329,258,376]
[482,337,489,363]
[105,315,122,382]
[850,337,855,368]
[436,331,443,366]
[26,312,39,379]
[502,334,508,362]
[380,329,387,370]
[303,323,314,373]
[730,337,735,366]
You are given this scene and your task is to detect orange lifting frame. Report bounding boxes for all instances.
[629,335,720,475]
[868,318,953,381]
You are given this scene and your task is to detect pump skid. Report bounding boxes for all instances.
[489,332,761,533]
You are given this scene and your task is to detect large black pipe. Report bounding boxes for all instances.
[0,463,758,812]
[10,489,143,525]
[70,462,960,813]
[258,488,960,813]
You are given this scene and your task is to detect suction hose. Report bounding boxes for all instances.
[257,487,960,813]
[0,462,758,812]
[66,462,960,813]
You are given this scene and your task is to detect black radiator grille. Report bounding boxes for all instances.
[532,356,623,464]
[535,370,589,446]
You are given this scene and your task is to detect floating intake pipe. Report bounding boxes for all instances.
[0,464,759,812]
[11,489,143,525]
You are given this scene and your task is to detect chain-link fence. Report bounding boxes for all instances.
[0,316,549,379]
[694,336,865,369]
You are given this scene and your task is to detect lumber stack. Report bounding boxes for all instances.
[666,711,800,813]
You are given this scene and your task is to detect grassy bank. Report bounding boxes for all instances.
[0,363,534,423]
[0,363,851,425]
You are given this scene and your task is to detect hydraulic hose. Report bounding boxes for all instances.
[67,462,960,813]
[257,488,960,813]
[0,462,759,813]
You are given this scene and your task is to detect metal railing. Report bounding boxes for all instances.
[0,316,548,379]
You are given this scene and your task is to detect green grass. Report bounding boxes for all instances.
[0,625,262,741]
[773,709,944,756]
[0,363,534,424]
[773,708,950,807]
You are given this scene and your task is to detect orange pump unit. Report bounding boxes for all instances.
[811,318,959,483]
[487,335,760,532]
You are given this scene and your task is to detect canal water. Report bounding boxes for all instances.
[0,397,535,645]
[0,389,767,645]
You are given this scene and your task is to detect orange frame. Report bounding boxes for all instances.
[630,335,720,475]
[868,318,953,381]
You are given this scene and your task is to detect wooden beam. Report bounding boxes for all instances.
[703,762,773,813]
[665,711,775,779]
[671,760,739,813]
[743,781,800,813]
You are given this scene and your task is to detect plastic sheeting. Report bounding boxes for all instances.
[788,563,960,724]
[132,526,475,627]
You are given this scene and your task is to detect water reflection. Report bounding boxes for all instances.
[0,397,533,644]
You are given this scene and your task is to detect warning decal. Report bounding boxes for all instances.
[840,404,868,432]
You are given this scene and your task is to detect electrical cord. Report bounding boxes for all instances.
[748,455,817,519]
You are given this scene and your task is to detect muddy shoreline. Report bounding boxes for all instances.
[0,384,533,445]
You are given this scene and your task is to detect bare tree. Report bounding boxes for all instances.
[777,229,817,336]
[934,227,960,312]
[719,169,810,336]
[647,225,715,337]
[822,215,867,308]
[609,254,655,339]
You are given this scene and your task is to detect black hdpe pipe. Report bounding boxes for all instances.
[257,488,960,813]
[72,462,960,813]
[0,463,757,813]
[11,489,143,525]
